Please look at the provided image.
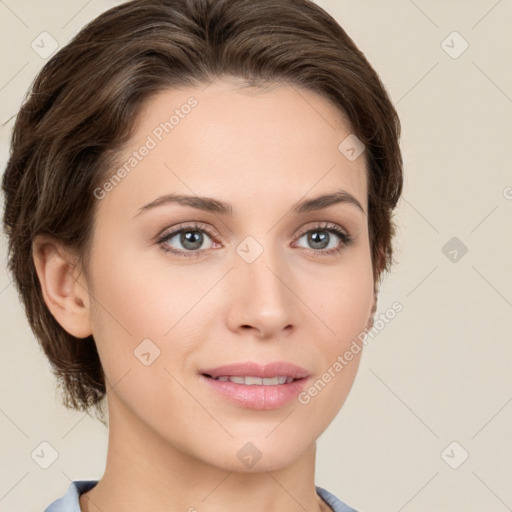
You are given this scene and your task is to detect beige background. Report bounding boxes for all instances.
[1,1,511,511]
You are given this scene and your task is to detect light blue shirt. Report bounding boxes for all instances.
[43,480,358,511]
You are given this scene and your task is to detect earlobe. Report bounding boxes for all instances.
[366,289,378,331]
[32,235,92,339]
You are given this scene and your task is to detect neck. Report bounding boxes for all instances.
[79,394,331,512]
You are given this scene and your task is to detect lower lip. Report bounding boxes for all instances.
[199,374,309,410]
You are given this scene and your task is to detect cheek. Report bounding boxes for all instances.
[86,251,198,420]
[87,242,217,378]
[300,253,373,416]
[311,251,375,341]
[90,237,194,333]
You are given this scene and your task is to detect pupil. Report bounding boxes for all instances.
[181,231,203,250]
[309,231,328,249]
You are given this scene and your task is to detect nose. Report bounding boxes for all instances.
[225,246,297,339]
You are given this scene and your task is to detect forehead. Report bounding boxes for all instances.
[97,78,368,217]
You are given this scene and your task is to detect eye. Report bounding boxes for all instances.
[157,223,218,258]
[294,222,353,255]
[156,221,353,259]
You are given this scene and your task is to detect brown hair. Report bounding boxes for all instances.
[1,0,403,419]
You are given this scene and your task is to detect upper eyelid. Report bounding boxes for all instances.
[295,222,348,236]
[159,221,348,236]
[157,222,217,241]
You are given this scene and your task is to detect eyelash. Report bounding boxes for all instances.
[156,222,354,259]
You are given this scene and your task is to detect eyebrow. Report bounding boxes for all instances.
[133,189,366,218]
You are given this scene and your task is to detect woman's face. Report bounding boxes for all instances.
[83,78,375,471]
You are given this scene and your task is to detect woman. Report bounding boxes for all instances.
[1,0,403,510]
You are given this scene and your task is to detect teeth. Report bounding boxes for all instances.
[212,375,296,385]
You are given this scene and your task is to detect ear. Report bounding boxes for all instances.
[32,235,92,339]
[366,242,386,330]
[366,289,378,331]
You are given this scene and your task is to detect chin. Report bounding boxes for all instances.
[208,434,315,474]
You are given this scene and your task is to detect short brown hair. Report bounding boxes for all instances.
[2,0,403,418]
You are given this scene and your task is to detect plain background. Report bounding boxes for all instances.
[1,1,511,511]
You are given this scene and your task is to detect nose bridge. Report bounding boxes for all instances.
[243,245,286,299]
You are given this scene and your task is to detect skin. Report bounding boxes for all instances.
[33,77,376,512]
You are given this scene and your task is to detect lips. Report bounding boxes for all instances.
[198,361,311,410]
[199,361,310,380]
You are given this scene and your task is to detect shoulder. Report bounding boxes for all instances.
[316,485,359,512]
[44,480,98,512]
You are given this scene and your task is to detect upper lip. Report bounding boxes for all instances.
[200,361,310,379]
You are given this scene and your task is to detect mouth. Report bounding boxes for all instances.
[199,360,310,381]
[201,374,302,385]
[198,361,311,410]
